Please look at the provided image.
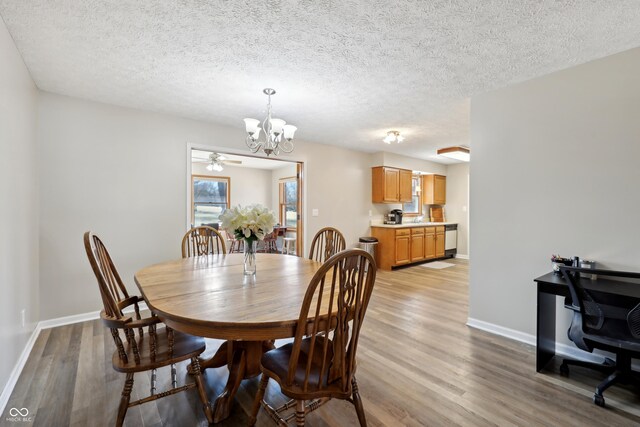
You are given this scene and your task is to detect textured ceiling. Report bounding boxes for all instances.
[1,1,640,162]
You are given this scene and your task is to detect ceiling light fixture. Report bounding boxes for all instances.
[383,130,404,144]
[244,88,297,157]
[437,146,470,162]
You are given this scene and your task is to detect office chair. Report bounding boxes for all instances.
[559,266,640,407]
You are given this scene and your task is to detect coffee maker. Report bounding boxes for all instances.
[385,209,404,224]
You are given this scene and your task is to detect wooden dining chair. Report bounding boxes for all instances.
[224,229,245,253]
[308,227,346,263]
[249,249,377,426]
[259,230,279,253]
[181,225,226,258]
[84,232,213,426]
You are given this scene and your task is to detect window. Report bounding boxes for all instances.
[192,175,230,226]
[403,175,422,216]
[279,177,298,229]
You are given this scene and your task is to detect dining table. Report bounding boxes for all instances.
[134,253,323,423]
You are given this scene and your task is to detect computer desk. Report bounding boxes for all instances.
[534,271,640,372]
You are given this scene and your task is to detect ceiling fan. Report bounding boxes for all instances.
[206,153,241,171]
[191,150,242,171]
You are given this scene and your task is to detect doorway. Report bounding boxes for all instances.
[187,148,304,256]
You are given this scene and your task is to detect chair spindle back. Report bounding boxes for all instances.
[288,249,376,393]
[84,231,155,365]
[308,227,346,263]
[181,226,227,258]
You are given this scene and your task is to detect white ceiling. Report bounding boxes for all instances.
[1,1,640,162]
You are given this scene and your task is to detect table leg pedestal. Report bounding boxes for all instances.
[190,340,275,423]
[212,347,246,422]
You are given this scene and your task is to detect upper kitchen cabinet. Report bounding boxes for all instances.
[372,166,413,203]
[422,174,446,205]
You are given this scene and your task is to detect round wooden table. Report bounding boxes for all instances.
[134,253,322,423]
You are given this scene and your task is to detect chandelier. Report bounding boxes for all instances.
[383,130,404,144]
[244,88,297,156]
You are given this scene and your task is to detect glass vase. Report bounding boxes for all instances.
[243,240,257,276]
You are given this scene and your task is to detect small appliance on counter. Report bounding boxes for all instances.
[384,209,403,224]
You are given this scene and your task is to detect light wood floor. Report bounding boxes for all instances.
[4,259,640,426]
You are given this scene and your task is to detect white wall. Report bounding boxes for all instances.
[445,163,469,256]
[470,47,640,338]
[302,142,373,249]
[0,18,39,400]
[37,92,377,319]
[37,92,242,320]
[191,162,272,209]
[379,152,447,175]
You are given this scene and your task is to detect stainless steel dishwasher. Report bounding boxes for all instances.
[445,224,457,258]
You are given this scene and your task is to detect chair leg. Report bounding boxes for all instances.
[116,373,134,427]
[249,374,270,426]
[190,357,214,424]
[561,357,615,375]
[351,377,367,427]
[295,399,305,426]
[595,371,621,402]
[150,368,157,395]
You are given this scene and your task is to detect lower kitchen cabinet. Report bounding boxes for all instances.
[425,227,435,259]
[395,229,411,265]
[435,226,445,258]
[410,228,425,262]
[371,225,451,270]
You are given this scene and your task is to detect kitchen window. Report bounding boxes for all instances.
[192,175,230,226]
[403,175,422,216]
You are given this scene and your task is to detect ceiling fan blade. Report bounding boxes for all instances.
[223,160,242,165]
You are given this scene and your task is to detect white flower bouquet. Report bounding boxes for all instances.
[221,204,276,275]
[220,204,277,244]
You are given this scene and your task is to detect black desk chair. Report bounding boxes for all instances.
[559,266,640,407]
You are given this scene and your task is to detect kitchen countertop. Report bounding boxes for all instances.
[370,221,457,229]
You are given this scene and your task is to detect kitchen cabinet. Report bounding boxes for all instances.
[424,227,436,259]
[422,174,446,205]
[435,226,445,258]
[410,228,425,262]
[371,225,452,270]
[372,166,413,203]
[395,229,411,265]
[398,169,412,202]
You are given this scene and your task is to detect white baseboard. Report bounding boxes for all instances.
[466,317,603,363]
[0,325,41,415]
[455,254,469,260]
[466,317,535,346]
[38,310,101,330]
[0,302,149,414]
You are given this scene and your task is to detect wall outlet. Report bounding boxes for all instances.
[368,210,372,217]
[21,309,26,328]
[312,209,319,217]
